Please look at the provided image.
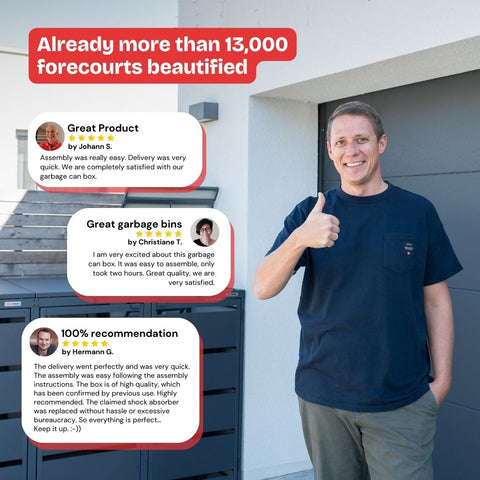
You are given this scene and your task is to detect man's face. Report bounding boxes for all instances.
[45,126,58,145]
[327,114,387,195]
[37,331,52,353]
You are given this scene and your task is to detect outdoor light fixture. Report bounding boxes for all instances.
[122,187,219,208]
[188,102,219,123]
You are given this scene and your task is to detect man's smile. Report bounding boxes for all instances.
[345,161,365,167]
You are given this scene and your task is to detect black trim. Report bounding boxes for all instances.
[318,103,327,192]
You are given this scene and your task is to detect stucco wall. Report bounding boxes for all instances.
[245,98,318,478]
[178,88,318,480]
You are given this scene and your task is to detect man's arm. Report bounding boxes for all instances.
[253,193,340,300]
[424,280,455,407]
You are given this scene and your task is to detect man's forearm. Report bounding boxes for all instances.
[253,230,306,300]
[253,193,340,300]
[424,280,454,406]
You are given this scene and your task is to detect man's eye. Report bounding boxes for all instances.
[335,140,345,146]
[356,138,368,143]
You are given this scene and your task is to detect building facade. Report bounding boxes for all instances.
[177,1,480,478]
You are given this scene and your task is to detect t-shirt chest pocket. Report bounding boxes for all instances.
[383,233,417,273]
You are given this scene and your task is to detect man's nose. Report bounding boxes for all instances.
[345,141,359,155]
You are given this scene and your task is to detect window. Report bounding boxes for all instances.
[16,129,36,190]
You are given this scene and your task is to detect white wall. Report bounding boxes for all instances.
[179,0,480,101]
[178,0,480,478]
[178,87,318,480]
[177,84,250,284]
[0,49,178,190]
[0,0,178,50]
[245,98,317,478]
[1,0,178,191]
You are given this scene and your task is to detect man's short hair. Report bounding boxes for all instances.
[327,101,385,142]
[37,328,52,338]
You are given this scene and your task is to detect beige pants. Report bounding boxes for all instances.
[298,390,438,480]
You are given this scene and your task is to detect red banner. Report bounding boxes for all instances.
[29,28,297,84]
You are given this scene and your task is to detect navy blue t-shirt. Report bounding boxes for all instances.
[268,183,462,412]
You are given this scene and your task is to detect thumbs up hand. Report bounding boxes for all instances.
[311,191,326,213]
[295,193,340,249]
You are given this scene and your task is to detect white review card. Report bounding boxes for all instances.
[28,112,205,191]
[22,317,201,450]
[67,207,233,303]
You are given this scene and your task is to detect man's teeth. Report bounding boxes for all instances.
[346,162,363,167]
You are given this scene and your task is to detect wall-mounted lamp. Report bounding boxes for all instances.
[189,102,219,123]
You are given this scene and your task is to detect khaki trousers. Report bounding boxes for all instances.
[298,390,438,480]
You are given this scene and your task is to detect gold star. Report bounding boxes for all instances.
[101,340,108,347]
[82,340,89,347]
[166,230,172,237]
[73,340,79,347]
[88,134,95,141]
[78,135,85,141]
[98,135,104,141]
[92,340,98,347]
[175,230,182,237]
[136,230,143,237]
[107,135,114,141]
[63,340,69,347]
[146,231,153,237]
[69,135,75,141]
[155,230,162,237]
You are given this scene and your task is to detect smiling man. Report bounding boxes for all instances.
[38,124,62,151]
[31,328,57,357]
[253,101,462,480]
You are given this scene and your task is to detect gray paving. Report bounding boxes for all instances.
[267,470,314,480]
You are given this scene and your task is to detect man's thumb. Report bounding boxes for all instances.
[311,192,325,213]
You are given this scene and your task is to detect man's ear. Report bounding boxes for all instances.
[378,134,387,154]
[326,141,333,160]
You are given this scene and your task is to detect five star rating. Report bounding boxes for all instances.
[63,340,109,348]
[69,134,115,142]
[136,230,182,238]
[67,132,115,151]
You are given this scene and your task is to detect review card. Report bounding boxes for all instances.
[28,112,205,192]
[22,317,202,450]
[67,207,233,303]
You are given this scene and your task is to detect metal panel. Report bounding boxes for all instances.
[39,303,143,318]
[0,279,34,300]
[446,289,480,409]
[0,310,29,366]
[387,173,479,291]
[204,392,238,432]
[38,451,141,480]
[434,403,480,480]
[150,292,244,480]
[153,308,239,349]
[203,351,238,391]
[0,418,24,463]
[7,277,76,298]
[322,70,480,184]
[0,464,26,480]
[0,370,21,413]
[0,280,244,480]
[322,70,479,479]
